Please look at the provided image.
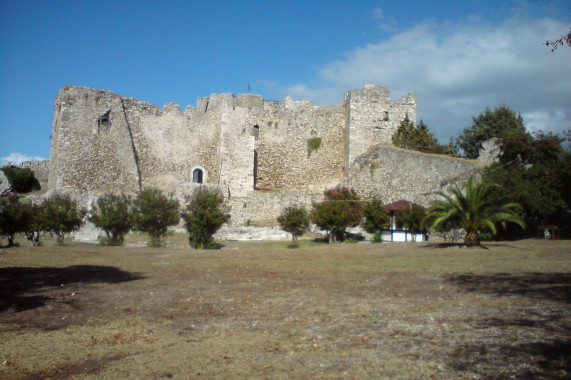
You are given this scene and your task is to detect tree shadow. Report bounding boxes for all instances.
[0,265,145,312]
[446,272,571,304]
[448,339,570,379]
[422,242,492,249]
[423,242,463,249]
[446,272,571,378]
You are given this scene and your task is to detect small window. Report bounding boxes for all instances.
[252,125,260,139]
[97,110,111,133]
[192,168,203,184]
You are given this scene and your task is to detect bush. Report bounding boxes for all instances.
[395,203,427,241]
[133,188,180,247]
[89,194,133,245]
[43,194,86,246]
[182,188,229,249]
[0,194,27,246]
[20,202,46,246]
[311,187,362,243]
[1,166,40,193]
[361,198,389,243]
[278,206,310,247]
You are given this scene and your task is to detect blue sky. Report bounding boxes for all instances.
[1,0,570,165]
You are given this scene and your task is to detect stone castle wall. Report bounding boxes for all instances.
[45,84,482,227]
[20,160,50,190]
[48,85,416,198]
[342,146,483,207]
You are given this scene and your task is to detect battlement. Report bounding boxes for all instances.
[48,85,417,197]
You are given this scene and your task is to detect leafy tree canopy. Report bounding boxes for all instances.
[392,115,449,155]
[89,194,133,246]
[0,194,28,246]
[361,198,388,242]
[182,188,229,249]
[483,129,570,231]
[311,187,362,243]
[133,188,180,247]
[396,203,427,241]
[457,105,526,160]
[43,194,86,246]
[1,166,40,193]
[278,206,310,247]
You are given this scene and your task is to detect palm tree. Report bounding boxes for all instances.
[426,177,525,247]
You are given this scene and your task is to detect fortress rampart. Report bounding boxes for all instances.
[45,84,480,224]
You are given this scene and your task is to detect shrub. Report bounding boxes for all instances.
[133,188,180,247]
[20,202,46,246]
[89,194,133,246]
[0,194,27,246]
[361,198,389,243]
[278,206,310,247]
[307,137,322,157]
[395,203,427,241]
[182,188,229,249]
[43,194,86,246]
[1,166,40,193]
[311,187,362,243]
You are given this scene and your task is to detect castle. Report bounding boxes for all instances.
[45,85,481,225]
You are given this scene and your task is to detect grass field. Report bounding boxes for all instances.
[1,237,569,379]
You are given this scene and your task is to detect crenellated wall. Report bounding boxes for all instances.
[45,84,482,226]
[48,84,417,198]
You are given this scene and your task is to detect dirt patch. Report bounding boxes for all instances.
[0,239,569,379]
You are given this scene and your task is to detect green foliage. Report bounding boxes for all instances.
[391,116,446,154]
[457,105,526,159]
[1,166,40,193]
[0,194,28,246]
[307,137,322,157]
[311,187,363,243]
[483,130,570,233]
[277,206,310,247]
[181,188,229,249]
[425,177,525,247]
[20,202,46,246]
[89,194,133,246]
[133,188,180,247]
[361,198,388,241]
[43,194,86,246]
[396,203,427,241]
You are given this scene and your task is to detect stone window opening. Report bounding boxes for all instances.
[192,168,204,184]
[252,125,260,140]
[97,110,111,133]
[383,111,389,121]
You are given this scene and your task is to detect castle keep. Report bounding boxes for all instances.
[47,85,480,225]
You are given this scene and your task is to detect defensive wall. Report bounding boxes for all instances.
[48,85,416,197]
[39,84,482,226]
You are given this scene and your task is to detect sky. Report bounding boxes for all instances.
[1,0,570,165]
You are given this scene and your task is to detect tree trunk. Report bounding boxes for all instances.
[464,231,480,247]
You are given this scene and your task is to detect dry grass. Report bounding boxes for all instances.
[0,237,569,379]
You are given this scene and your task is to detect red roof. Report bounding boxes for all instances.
[383,200,413,212]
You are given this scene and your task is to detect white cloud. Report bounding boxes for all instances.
[267,15,571,142]
[1,153,48,167]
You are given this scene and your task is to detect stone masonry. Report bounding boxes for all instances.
[44,84,480,225]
